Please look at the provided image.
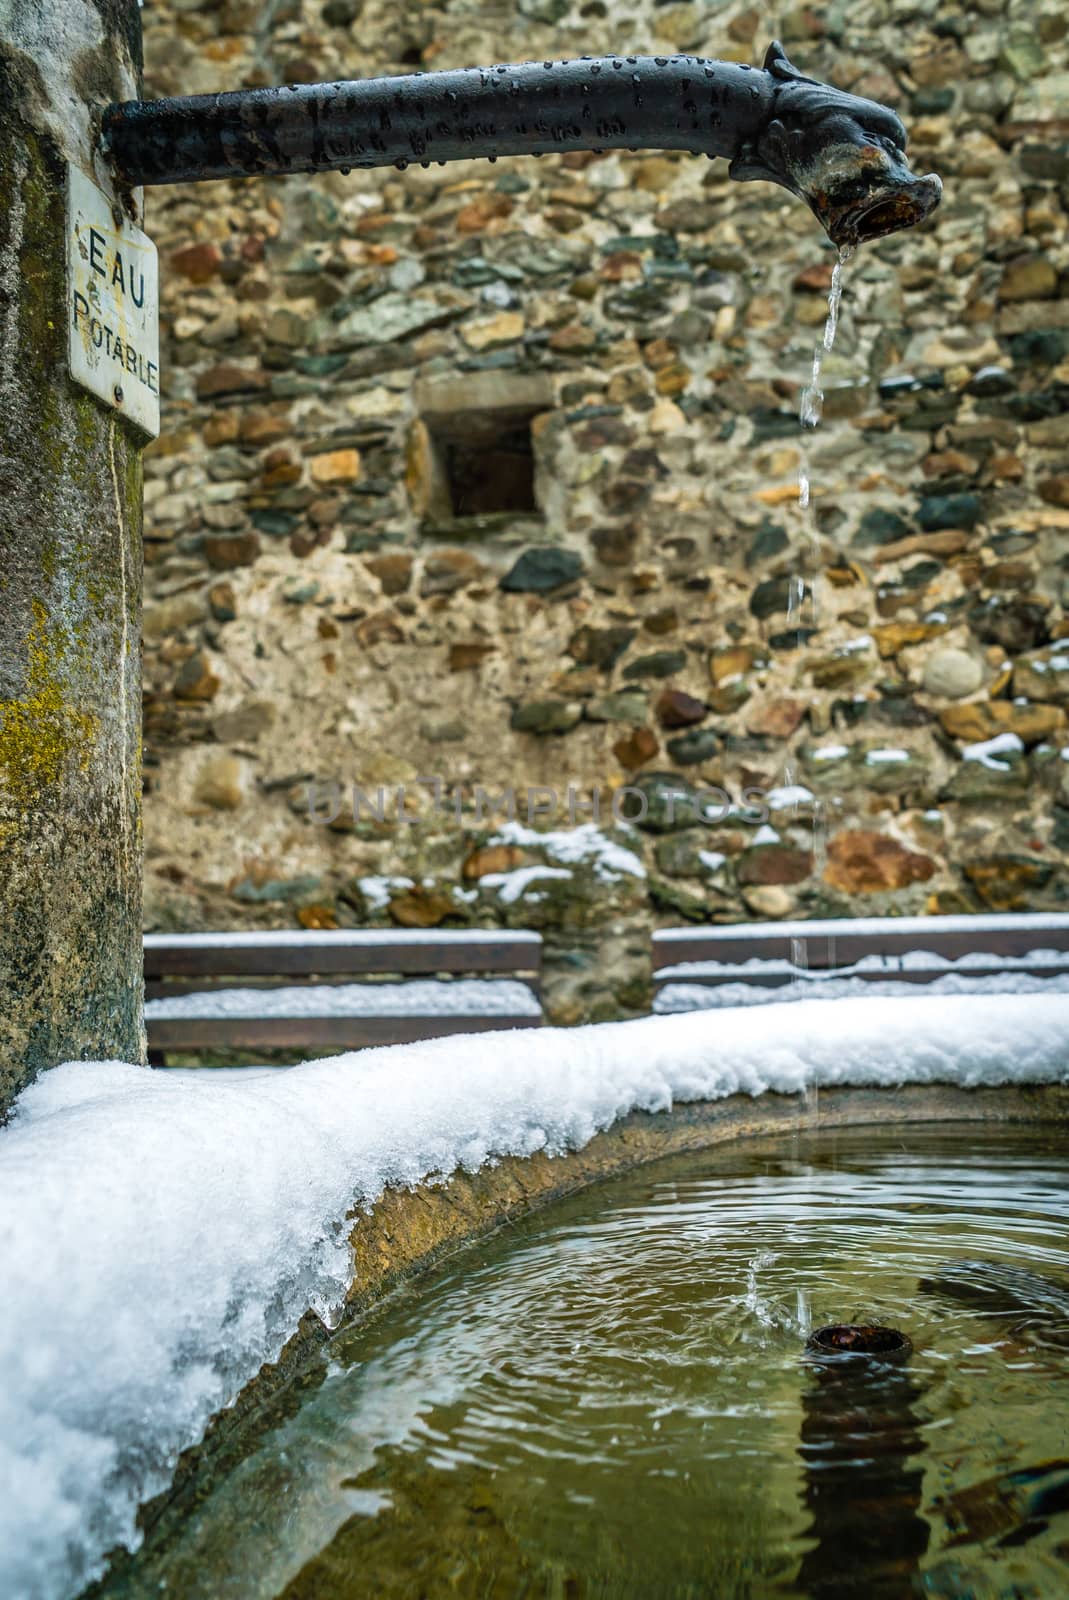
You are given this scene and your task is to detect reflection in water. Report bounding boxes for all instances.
[799,1351,927,1598]
[920,1258,1069,1350]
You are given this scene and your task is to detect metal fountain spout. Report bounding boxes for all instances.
[100,41,941,249]
[740,43,942,248]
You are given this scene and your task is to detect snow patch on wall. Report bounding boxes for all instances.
[490,821,646,880]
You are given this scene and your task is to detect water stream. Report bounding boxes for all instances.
[786,246,851,635]
[783,245,854,1018]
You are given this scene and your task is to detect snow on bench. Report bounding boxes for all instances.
[653,913,1069,1014]
[144,930,543,1056]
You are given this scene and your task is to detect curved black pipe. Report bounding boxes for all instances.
[100,42,941,248]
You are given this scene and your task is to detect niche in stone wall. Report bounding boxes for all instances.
[409,372,554,533]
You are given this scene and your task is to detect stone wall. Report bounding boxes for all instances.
[139,0,1069,1023]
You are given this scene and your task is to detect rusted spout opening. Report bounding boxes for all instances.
[806,1324,913,1363]
[815,172,943,249]
[852,186,940,242]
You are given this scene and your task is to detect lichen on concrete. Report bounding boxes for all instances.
[0,599,99,801]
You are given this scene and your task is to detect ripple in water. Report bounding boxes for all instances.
[98,1125,1069,1600]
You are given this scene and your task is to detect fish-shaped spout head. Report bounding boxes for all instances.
[731,42,942,247]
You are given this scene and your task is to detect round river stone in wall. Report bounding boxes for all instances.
[922,649,984,700]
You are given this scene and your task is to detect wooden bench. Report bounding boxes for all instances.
[652,913,1069,1011]
[144,929,543,1060]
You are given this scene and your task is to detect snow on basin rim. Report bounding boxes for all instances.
[2,991,1068,1600]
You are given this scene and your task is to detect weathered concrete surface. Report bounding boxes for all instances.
[95,1081,1069,1591]
[0,1,146,1113]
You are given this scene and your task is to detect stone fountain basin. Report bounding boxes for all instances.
[3,990,1068,1598]
[121,1077,1069,1580]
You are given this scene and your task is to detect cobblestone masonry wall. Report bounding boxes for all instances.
[139,0,1069,1023]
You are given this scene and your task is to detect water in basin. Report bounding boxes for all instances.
[94,1124,1069,1598]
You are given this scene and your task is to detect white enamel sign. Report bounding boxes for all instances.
[67,165,160,438]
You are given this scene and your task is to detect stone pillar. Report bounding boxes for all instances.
[0,0,146,1112]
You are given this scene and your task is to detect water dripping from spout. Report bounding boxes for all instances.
[785,572,806,629]
[811,797,828,882]
[783,244,855,1122]
[795,244,853,634]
